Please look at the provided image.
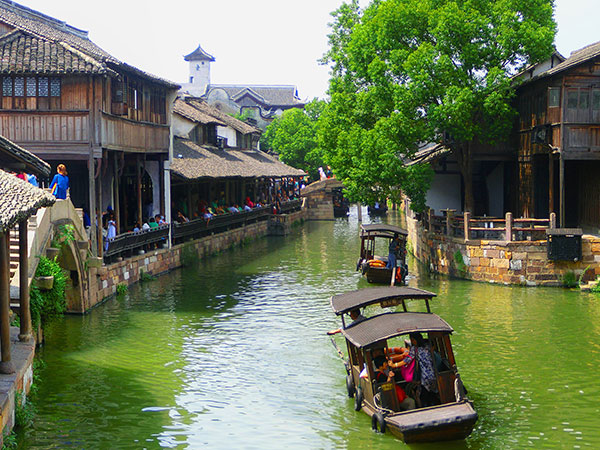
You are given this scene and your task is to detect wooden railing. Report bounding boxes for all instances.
[422,209,555,242]
[171,205,271,244]
[104,225,169,263]
[0,110,89,143]
[100,112,170,153]
[103,200,302,261]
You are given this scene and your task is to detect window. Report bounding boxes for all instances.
[0,76,60,109]
[567,90,579,109]
[580,90,589,109]
[548,87,560,107]
[593,89,600,110]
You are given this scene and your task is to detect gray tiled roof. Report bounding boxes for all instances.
[184,97,260,135]
[173,98,226,126]
[0,1,179,88]
[0,169,55,233]
[206,84,305,108]
[517,42,600,85]
[184,44,215,62]
[0,133,50,176]
[171,137,305,180]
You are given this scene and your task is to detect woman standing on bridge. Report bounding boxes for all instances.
[49,164,69,199]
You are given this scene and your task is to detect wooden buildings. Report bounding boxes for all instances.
[0,1,180,254]
[515,44,600,230]
[171,96,304,218]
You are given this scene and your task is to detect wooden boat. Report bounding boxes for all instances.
[368,203,388,216]
[329,287,477,443]
[357,224,408,284]
[332,187,350,217]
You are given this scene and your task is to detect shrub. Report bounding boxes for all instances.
[14,390,35,429]
[453,250,467,275]
[562,271,578,288]
[31,256,67,328]
[140,270,156,282]
[116,284,128,295]
[50,224,75,248]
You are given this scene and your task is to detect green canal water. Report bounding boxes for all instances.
[23,209,600,449]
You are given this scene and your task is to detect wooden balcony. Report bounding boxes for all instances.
[100,111,169,153]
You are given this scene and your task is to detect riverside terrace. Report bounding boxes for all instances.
[103,199,302,263]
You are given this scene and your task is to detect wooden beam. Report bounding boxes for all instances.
[113,152,121,234]
[0,233,15,373]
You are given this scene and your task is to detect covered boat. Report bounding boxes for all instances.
[329,287,477,443]
[357,224,408,284]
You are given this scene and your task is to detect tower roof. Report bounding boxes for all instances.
[184,44,215,62]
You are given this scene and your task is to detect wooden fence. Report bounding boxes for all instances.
[422,209,556,242]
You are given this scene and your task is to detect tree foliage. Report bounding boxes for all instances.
[261,99,326,181]
[320,0,556,212]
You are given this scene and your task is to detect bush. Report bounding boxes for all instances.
[50,224,75,248]
[116,284,128,295]
[30,256,67,328]
[14,390,35,429]
[140,270,156,282]
[562,271,578,288]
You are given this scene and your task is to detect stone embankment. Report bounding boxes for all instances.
[407,215,600,286]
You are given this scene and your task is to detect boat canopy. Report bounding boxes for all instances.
[341,312,453,348]
[360,223,408,237]
[330,286,436,316]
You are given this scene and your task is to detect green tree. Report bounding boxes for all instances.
[321,0,556,212]
[261,99,326,181]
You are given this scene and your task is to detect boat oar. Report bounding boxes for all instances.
[390,266,396,286]
[329,336,350,372]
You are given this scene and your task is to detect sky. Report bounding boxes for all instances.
[13,0,600,101]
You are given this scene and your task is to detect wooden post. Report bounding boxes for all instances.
[18,220,31,342]
[88,154,97,256]
[428,209,434,232]
[550,212,556,229]
[357,202,362,221]
[136,155,143,226]
[159,157,165,217]
[559,153,565,228]
[463,212,470,241]
[0,233,15,373]
[96,159,103,257]
[549,153,554,216]
[113,152,120,234]
[505,212,513,242]
[446,210,454,236]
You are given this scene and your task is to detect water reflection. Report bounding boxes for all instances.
[24,208,600,449]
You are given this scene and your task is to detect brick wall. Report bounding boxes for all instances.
[407,216,600,286]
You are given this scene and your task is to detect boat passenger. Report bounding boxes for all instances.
[373,355,415,411]
[327,308,366,335]
[399,333,439,406]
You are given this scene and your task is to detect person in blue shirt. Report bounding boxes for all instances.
[49,164,69,199]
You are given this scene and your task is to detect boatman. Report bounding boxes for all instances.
[327,309,366,335]
[386,234,401,269]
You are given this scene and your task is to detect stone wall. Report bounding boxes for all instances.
[407,216,600,286]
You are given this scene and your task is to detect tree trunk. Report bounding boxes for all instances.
[452,142,474,213]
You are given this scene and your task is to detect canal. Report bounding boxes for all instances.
[23,209,600,449]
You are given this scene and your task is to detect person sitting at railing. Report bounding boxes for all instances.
[228,205,239,214]
[373,355,415,411]
[176,211,189,223]
[148,217,159,229]
[155,214,167,225]
[141,219,150,231]
[133,222,141,233]
[245,196,255,209]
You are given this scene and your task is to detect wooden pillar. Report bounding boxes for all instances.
[505,212,513,242]
[0,233,14,373]
[96,159,103,257]
[88,154,97,256]
[463,211,470,241]
[187,183,193,220]
[18,220,31,342]
[559,153,565,228]
[136,155,143,226]
[159,157,165,216]
[548,153,554,218]
[446,210,454,236]
[428,209,434,232]
[113,152,121,233]
[550,212,557,229]
[357,202,362,221]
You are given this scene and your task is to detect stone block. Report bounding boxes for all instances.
[493,258,510,269]
[479,258,490,267]
[512,252,527,260]
[510,259,522,271]
[484,249,500,258]
[470,257,480,267]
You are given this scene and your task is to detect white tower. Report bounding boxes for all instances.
[183,44,215,96]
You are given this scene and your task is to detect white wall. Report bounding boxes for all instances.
[486,163,504,217]
[426,173,462,213]
[146,161,160,218]
[218,126,237,147]
[172,114,195,139]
